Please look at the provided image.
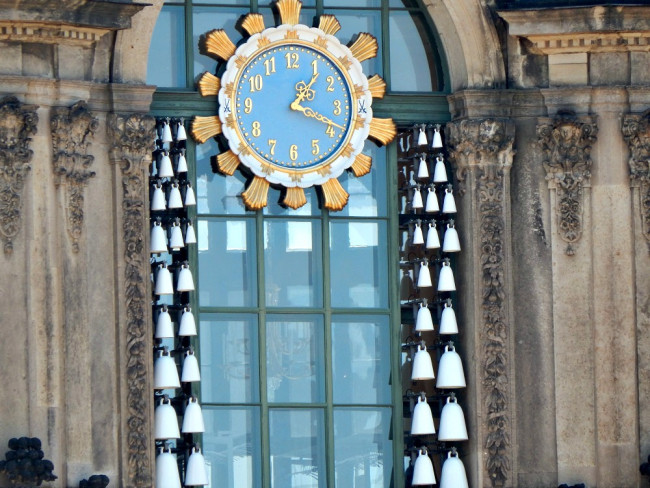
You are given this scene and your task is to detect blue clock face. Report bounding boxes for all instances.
[233,43,353,170]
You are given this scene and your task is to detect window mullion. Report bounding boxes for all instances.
[322,206,335,488]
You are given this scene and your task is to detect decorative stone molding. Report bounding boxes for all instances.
[522,32,650,56]
[0,96,38,254]
[536,110,597,255]
[447,118,515,488]
[51,101,98,252]
[107,112,155,488]
[0,22,108,47]
[622,109,650,246]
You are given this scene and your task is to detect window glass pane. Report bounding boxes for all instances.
[334,408,393,487]
[200,313,259,403]
[198,217,257,307]
[193,7,242,81]
[147,6,186,87]
[263,186,320,216]
[194,0,250,4]
[324,10,382,76]
[266,314,325,403]
[336,144,387,217]
[389,11,437,92]
[264,220,323,307]
[270,409,327,488]
[330,220,388,308]
[203,406,262,488]
[332,315,391,404]
[325,0,381,7]
[196,139,248,215]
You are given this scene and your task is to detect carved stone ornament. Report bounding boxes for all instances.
[0,96,38,254]
[51,101,99,252]
[622,109,650,247]
[107,112,155,488]
[447,118,515,488]
[536,110,597,256]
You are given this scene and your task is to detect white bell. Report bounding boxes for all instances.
[182,397,205,434]
[439,302,459,335]
[176,150,188,173]
[417,156,429,179]
[438,261,456,292]
[177,264,195,292]
[155,397,180,440]
[442,224,461,253]
[155,307,174,339]
[161,120,173,143]
[411,344,435,381]
[433,156,448,183]
[412,223,424,245]
[184,183,196,206]
[417,126,428,146]
[156,448,181,488]
[412,187,423,210]
[442,188,457,214]
[438,396,468,441]
[154,348,180,389]
[425,187,439,213]
[432,126,443,149]
[185,221,197,245]
[181,349,201,383]
[425,223,440,250]
[417,261,432,288]
[151,184,166,211]
[158,151,174,178]
[176,120,187,141]
[169,222,185,251]
[151,221,168,254]
[184,447,209,486]
[415,303,434,332]
[155,264,174,295]
[411,395,435,435]
[412,449,436,486]
[440,450,469,488]
[168,183,183,209]
[436,345,466,389]
[179,307,197,336]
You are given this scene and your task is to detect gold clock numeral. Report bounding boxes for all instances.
[268,139,277,155]
[333,100,341,115]
[312,139,320,155]
[325,124,335,138]
[326,76,335,92]
[252,121,261,137]
[311,59,318,76]
[249,74,263,92]
[244,97,253,114]
[264,57,276,76]
[285,52,299,69]
[290,144,298,161]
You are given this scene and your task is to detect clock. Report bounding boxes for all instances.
[191,0,396,211]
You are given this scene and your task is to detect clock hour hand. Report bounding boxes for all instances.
[290,102,346,130]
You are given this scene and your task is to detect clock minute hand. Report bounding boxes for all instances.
[294,73,319,104]
[290,103,346,130]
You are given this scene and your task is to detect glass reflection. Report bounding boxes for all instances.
[326,10,382,76]
[337,144,387,217]
[146,6,186,88]
[193,8,241,80]
[196,140,247,215]
[270,409,327,488]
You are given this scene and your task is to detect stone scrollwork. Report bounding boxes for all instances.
[51,101,99,252]
[0,96,38,254]
[536,110,598,256]
[108,112,155,488]
[622,109,650,247]
[447,118,515,488]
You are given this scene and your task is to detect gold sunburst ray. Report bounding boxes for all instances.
[349,33,378,63]
[276,0,301,25]
[204,29,236,61]
[242,176,270,210]
[198,72,221,97]
[318,15,341,36]
[367,74,387,99]
[192,116,222,144]
[284,187,307,209]
[350,153,372,177]
[369,117,397,146]
[321,178,349,211]
[217,150,239,175]
[241,13,265,36]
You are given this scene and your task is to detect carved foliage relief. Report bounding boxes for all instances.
[622,109,650,246]
[447,119,515,488]
[51,101,99,252]
[537,111,597,255]
[0,96,38,254]
[108,113,155,488]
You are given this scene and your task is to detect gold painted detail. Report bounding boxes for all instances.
[235,55,249,68]
[225,114,235,129]
[367,74,387,99]
[315,36,328,49]
[238,142,251,157]
[338,56,352,69]
[354,84,365,97]
[276,0,302,25]
[284,187,307,209]
[321,178,349,211]
[350,153,372,177]
[284,30,299,40]
[349,33,378,62]
[242,176,270,210]
[318,15,341,36]
[258,36,271,48]
[204,29,236,61]
[191,116,222,144]
[261,162,275,175]
[369,117,397,146]
[355,118,366,131]
[341,144,354,158]
[198,72,221,97]
[217,150,240,176]
[289,172,303,183]
[241,13,265,36]
[317,164,332,177]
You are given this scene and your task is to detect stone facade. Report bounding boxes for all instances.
[0,0,648,487]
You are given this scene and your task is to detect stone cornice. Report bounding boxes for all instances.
[525,31,650,55]
[0,21,109,47]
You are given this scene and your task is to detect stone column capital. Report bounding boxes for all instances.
[622,108,650,246]
[108,113,155,170]
[446,118,516,170]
